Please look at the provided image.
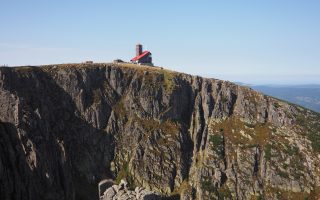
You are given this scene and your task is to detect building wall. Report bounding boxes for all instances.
[138,53,152,64]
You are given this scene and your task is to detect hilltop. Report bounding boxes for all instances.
[0,63,320,200]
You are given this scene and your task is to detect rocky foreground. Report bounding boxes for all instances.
[0,63,320,200]
[99,179,161,200]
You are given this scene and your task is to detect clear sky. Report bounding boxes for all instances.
[1,0,319,84]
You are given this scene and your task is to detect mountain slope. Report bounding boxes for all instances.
[0,63,319,200]
[252,85,320,113]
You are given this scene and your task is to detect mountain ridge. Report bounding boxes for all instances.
[0,63,320,200]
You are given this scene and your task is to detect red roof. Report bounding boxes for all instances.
[131,51,151,61]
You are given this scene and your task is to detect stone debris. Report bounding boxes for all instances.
[100,180,161,200]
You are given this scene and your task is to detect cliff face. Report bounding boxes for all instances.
[0,63,319,200]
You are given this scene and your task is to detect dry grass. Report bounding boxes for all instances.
[112,99,126,117]
[264,186,317,200]
[171,179,192,195]
[210,117,272,147]
[136,117,180,137]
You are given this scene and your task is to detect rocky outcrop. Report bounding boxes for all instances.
[0,63,319,200]
[100,179,161,200]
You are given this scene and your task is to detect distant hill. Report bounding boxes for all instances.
[252,84,320,112]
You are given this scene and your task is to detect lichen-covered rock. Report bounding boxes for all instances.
[0,63,319,200]
[100,179,161,200]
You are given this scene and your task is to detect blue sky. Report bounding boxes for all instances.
[1,0,319,84]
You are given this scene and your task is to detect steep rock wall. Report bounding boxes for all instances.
[0,63,319,200]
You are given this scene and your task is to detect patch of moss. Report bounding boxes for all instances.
[309,186,320,199]
[152,173,163,181]
[296,114,307,126]
[265,186,312,200]
[244,122,255,128]
[115,162,135,190]
[115,162,129,183]
[112,100,126,117]
[217,185,232,199]
[137,117,179,137]
[173,180,192,194]
[92,89,101,104]
[251,194,265,200]
[278,170,289,179]
[257,194,265,200]
[308,132,320,152]
[209,117,271,147]
[274,102,280,109]
[14,66,35,72]
[200,178,215,194]
[284,144,299,156]
[221,96,228,103]
[201,178,232,199]
[141,72,160,90]
[209,134,224,159]
[161,69,175,93]
[243,143,259,149]
[264,144,272,161]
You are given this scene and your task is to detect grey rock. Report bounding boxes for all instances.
[101,180,161,200]
[0,63,319,200]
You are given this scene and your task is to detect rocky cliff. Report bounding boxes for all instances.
[0,63,319,200]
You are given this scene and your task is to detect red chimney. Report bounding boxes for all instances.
[136,44,143,56]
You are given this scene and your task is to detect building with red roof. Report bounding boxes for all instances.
[130,44,153,65]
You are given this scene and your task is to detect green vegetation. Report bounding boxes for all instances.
[112,100,126,117]
[296,111,320,153]
[274,102,280,109]
[201,178,216,196]
[209,134,224,159]
[132,116,180,160]
[115,162,135,190]
[264,144,272,161]
[201,178,232,199]
[14,66,35,72]
[243,143,259,149]
[172,180,192,195]
[115,162,129,183]
[284,144,299,156]
[308,132,320,152]
[296,114,306,126]
[161,69,175,92]
[92,89,101,104]
[278,170,289,179]
[217,185,232,199]
[265,186,313,200]
[143,72,156,88]
[244,122,255,128]
[257,194,265,200]
[251,194,265,200]
[134,115,179,138]
[209,117,272,147]
[221,96,228,103]
[282,144,305,178]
